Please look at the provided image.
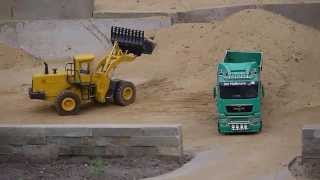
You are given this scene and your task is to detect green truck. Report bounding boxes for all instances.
[214,50,264,134]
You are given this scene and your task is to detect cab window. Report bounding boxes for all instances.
[80,63,90,74]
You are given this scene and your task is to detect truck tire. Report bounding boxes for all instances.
[258,121,263,133]
[55,90,80,115]
[114,81,136,106]
[217,122,224,135]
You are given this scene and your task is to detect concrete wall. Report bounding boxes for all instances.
[0,2,319,60]
[0,17,172,59]
[93,2,320,31]
[0,0,94,19]
[172,2,320,30]
[0,124,183,162]
[302,125,320,162]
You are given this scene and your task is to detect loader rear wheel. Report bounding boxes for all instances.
[55,90,80,115]
[114,81,136,106]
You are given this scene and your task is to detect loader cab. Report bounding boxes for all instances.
[65,54,95,84]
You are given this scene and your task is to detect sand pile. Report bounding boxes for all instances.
[0,43,40,70]
[1,9,320,125]
[116,9,320,117]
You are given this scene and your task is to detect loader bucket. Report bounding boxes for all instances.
[111,26,154,56]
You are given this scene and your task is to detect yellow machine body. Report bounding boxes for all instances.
[29,26,154,115]
[32,73,71,102]
[30,42,136,103]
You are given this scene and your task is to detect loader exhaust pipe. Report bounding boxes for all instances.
[111,26,155,56]
[44,62,49,74]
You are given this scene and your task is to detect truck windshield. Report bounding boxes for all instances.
[219,83,258,99]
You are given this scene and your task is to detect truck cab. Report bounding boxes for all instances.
[214,50,264,134]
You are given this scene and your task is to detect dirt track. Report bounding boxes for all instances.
[1,9,320,179]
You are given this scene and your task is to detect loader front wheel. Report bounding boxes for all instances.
[55,90,80,115]
[115,81,136,106]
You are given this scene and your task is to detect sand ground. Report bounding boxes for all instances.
[0,9,320,180]
[94,0,308,12]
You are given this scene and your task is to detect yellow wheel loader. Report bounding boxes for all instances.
[29,26,154,115]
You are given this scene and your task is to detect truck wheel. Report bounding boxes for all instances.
[217,122,223,135]
[258,121,263,133]
[114,81,136,106]
[55,90,80,115]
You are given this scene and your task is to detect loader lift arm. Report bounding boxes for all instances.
[93,26,154,103]
[96,41,137,75]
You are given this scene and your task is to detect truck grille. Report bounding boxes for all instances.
[226,105,253,113]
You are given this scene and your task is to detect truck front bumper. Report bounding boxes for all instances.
[218,116,262,134]
[29,88,46,100]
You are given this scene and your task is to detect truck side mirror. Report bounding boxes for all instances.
[262,84,265,97]
[213,87,217,99]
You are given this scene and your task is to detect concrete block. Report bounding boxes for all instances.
[0,124,183,159]
[158,147,182,156]
[70,146,106,156]
[0,127,45,137]
[110,137,131,145]
[58,145,72,155]
[93,127,141,137]
[141,126,181,136]
[303,125,320,139]
[129,136,181,147]
[105,144,128,157]
[127,146,159,157]
[0,136,46,145]
[94,137,113,146]
[21,144,60,162]
[47,137,82,146]
[0,145,17,155]
[302,143,320,154]
[80,137,97,146]
[302,125,320,161]
[45,128,92,137]
[93,124,182,137]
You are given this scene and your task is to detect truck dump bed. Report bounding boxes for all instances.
[224,50,263,68]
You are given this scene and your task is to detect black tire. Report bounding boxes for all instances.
[217,122,224,135]
[258,120,263,133]
[114,81,136,106]
[55,90,80,116]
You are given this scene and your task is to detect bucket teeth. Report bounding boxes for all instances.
[111,26,154,56]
